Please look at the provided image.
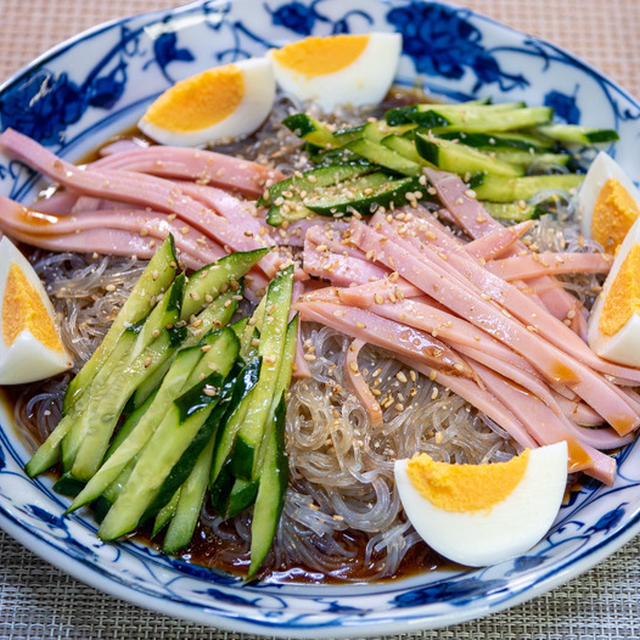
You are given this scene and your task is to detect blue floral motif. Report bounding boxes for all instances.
[0,442,4,472]
[148,27,196,83]
[26,504,65,528]
[544,88,580,123]
[586,504,627,534]
[87,58,128,110]
[507,555,548,575]
[387,2,528,92]
[393,577,508,607]
[265,0,328,35]
[0,70,85,145]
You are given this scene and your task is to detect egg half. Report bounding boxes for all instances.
[267,33,401,111]
[587,213,640,367]
[394,442,568,567]
[138,57,275,147]
[578,151,640,252]
[0,236,72,384]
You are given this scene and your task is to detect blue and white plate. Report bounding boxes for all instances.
[1,1,640,636]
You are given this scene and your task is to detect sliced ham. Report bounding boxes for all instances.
[90,143,283,197]
[345,339,383,426]
[487,252,613,281]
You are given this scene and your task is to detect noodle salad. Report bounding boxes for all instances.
[2,32,640,582]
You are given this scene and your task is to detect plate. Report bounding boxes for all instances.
[1,0,640,636]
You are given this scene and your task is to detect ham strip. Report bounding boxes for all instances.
[345,339,383,426]
[470,362,616,485]
[424,167,588,336]
[465,220,535,260]
[90,144,283,197]
[0,129,279,278]
[303,244,388,286]
[487,252,613,281]
[350,219,640,434]
[295,300,474,378]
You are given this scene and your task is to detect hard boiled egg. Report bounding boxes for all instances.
[578,151,640,252]
[394,442,568,567]
[588,215,640,367]
[138,57,275,147]
[0,237,72,384]
[267,33,401,111]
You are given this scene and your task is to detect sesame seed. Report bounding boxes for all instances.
[396,371,408,383]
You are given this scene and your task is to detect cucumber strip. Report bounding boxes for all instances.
[361,121,417,144]
[68,327,239,510]
[97,346,237,540]
[105,390,158,461]
[281,114,339,149]
[534,124,619,145]
[263,164,374,227]
[415,134,523,177]
[67,288,240,482]
[436,130,554,152]
[381,135,425,165]
[25,329,136,476]
[405,106,553,132]
[130,359,171,409]
[60,329,139,471]
[230,317,249,341]
[491,150,570,168]
[385,101,528,126]
[481,201,543,221]
[240,296,266,358]
[152,487,181,538]
[247,394,289,578]
[304,173,420,216]
[63,276,186,477]
[210,457,235,516]
[52,473,84,497]
[227,477,259,519]
[163,436,216,553]
[345,139,422,176]
[64,235,178,411]
[142,354,259,522]
[232,267,294,479]
[473,173,584,202]
[180,248,270,320]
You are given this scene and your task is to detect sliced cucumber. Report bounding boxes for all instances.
[381,135,425,165]
[227,477,259,519]
[473,173,584,202]
[152,487,181,538]
[303,172,421,216]
[247,394,289,578]
[232,267,294,480]
[345,138,422,176]
[491,150,570,168]
[385,101,527,126]
[436,130,554,152]
[415,134,523,177]
[264,164,375,226]
[534,124,619,145]
[162,433,216,554]
[63,235,178,412]
[97,331,238,540]
[68,331,230,511]
[387,104,552,132]
[281,114,339,148]
[481,201,543,221]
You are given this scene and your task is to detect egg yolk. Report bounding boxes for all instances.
[591,178,639,251]
[406,450,530,513]
[142,65,245,132]
[599,243,640,337]
[271,34,369,77]
[2,262,63,352]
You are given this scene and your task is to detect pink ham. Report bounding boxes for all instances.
[424,167,588,335]
[487,252,613,281]
[0,129,279,278]
[349,219,640,434]
[295,300,474,378]
[345,339,383,426]
[90,144,283,197]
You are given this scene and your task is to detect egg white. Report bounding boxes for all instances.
[394,442,568,567]
[267,33,401,112]
[138,57,275,147]
[0,237,72,384]
[578,151,640,243]
[587,215,640,366]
